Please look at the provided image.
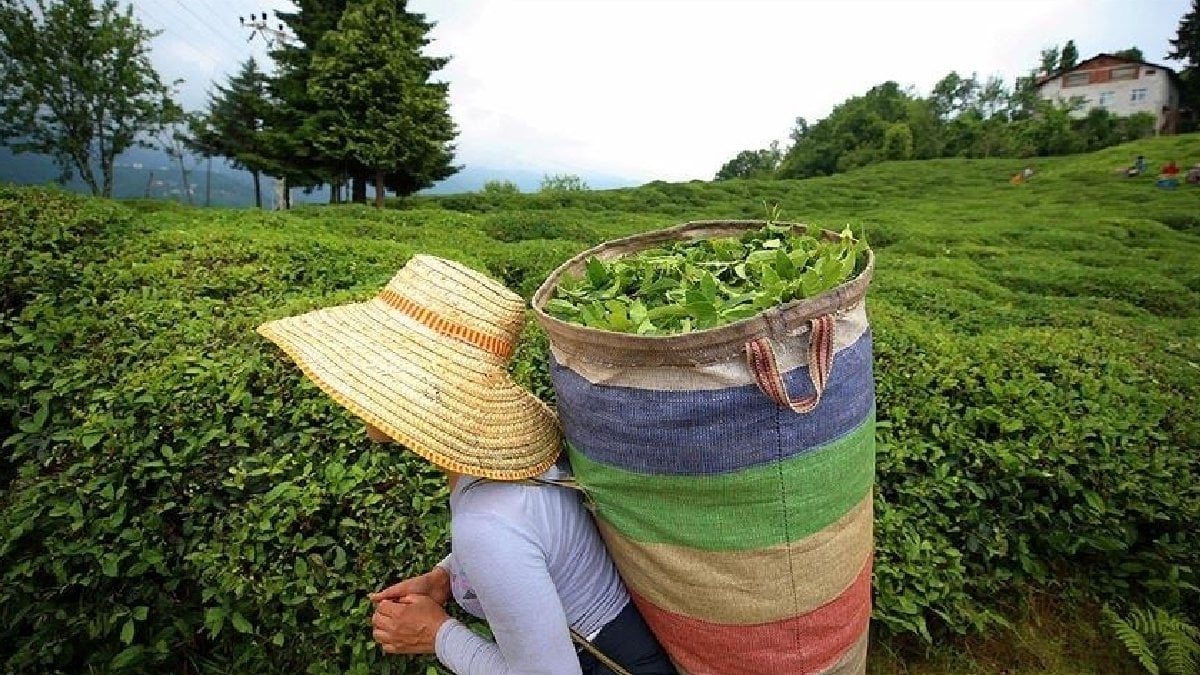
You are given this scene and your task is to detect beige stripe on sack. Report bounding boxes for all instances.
[597,495,873,624]
[553,303,868,390]
[822,629,868,675]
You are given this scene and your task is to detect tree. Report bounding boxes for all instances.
[1168,0,1200,130]
[930,71,981,119]
[1059,39,1079,72]
[1167,0,1199,66]
[715,142,782,180]
[1114,47,1145,62]
[882,123,914,160]
[188,58,275,207]
[1040,45,1061,76]
[266,1,351,199]
[159,120,197,204]
[0,0,180,197]
[777,81,929,178]
[540,174,588,192]
[308,0,458,208]
[482,180,520,195]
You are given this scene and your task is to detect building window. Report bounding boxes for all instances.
[1145,69,1157,76]
[1131,88,1148,102]
[1098,91,1116,107]
[1063,72,1090,87]
[1111,65,1139,80]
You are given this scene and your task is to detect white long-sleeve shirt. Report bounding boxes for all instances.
[434,466,629,675]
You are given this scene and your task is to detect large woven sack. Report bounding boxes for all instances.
[532,221,876,675]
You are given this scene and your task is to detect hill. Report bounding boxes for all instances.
[0,146,639,206]
[1,135,1198,674]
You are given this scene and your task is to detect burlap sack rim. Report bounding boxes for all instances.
[531,220,875,367]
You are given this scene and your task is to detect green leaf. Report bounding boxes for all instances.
[775,248,797,280]
[204,607,226,636]
[628,299,648,326]
[698,272,719,301]
[230,611,253,634]
[585,256,609,287]
[120,618,135,645]
[20,403,49,433]
[109,645,145,670]
[80,432,105,450]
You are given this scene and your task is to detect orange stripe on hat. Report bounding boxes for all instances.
[378,288,514,359]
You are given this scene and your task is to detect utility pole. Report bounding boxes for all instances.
[205,156,212,207]
[239,12,296,48]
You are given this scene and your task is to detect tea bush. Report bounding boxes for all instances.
[2,134,1199,672]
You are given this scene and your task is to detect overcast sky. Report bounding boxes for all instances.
[134,0,1191,182]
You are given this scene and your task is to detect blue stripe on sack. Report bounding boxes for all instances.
[551,329,875,476]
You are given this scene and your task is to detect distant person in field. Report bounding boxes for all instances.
[1162,160,1180,178]
[1126,155,1147,177]
[1010,170,1026,185]
[1186,163,1200,186]
[1023,165,1035,180]
[257,255,676,675]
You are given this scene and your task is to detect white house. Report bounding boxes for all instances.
[1036,54,1181,134]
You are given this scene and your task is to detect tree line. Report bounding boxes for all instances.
[717,4,1200,180]
[0,0,457,207]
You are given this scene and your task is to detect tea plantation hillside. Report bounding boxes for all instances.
[2,135,1199,674]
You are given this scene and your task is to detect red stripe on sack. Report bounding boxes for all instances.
[632,558,872,675]
[376,289,513,359]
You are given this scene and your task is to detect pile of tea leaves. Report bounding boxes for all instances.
[544,224,868,335]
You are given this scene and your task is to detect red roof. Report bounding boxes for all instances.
[1036,53,1180,87]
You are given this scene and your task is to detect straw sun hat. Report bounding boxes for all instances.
[257,255,561,480]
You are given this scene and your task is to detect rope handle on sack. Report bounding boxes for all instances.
[745,314,835,414]
[460,475,598,510]
[570,628,634,675]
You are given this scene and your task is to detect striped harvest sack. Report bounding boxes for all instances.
[532,221,876,675]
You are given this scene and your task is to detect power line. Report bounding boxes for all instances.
[168,0,248,55]
[129,2,222,69]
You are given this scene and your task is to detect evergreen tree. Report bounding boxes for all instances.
[307,0,458,207]
[0,0,180,197]
[1039,46,1061,76]
[188,58,274,207]
[1168,0,1200,130]
[1168,0,1200,66]
[270,0,354,201]
[1059,40,1080,72]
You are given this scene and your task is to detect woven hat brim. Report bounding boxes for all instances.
[258,298,561,480]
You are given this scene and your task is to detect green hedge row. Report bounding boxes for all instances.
[1,185,1198,673]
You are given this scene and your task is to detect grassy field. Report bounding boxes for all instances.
[2,134,1198,673]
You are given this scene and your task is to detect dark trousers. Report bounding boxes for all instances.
[578,602,677,675]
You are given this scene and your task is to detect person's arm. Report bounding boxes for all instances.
[370,560,451,606]
[434,512,582,675]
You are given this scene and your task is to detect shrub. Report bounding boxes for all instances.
[481,211,598,244]
[2,136,1199,671]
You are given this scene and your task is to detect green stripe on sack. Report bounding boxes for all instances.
[569,411,875,551]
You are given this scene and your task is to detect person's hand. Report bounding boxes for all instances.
[371,596,450,655]
[369,566,451,606]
